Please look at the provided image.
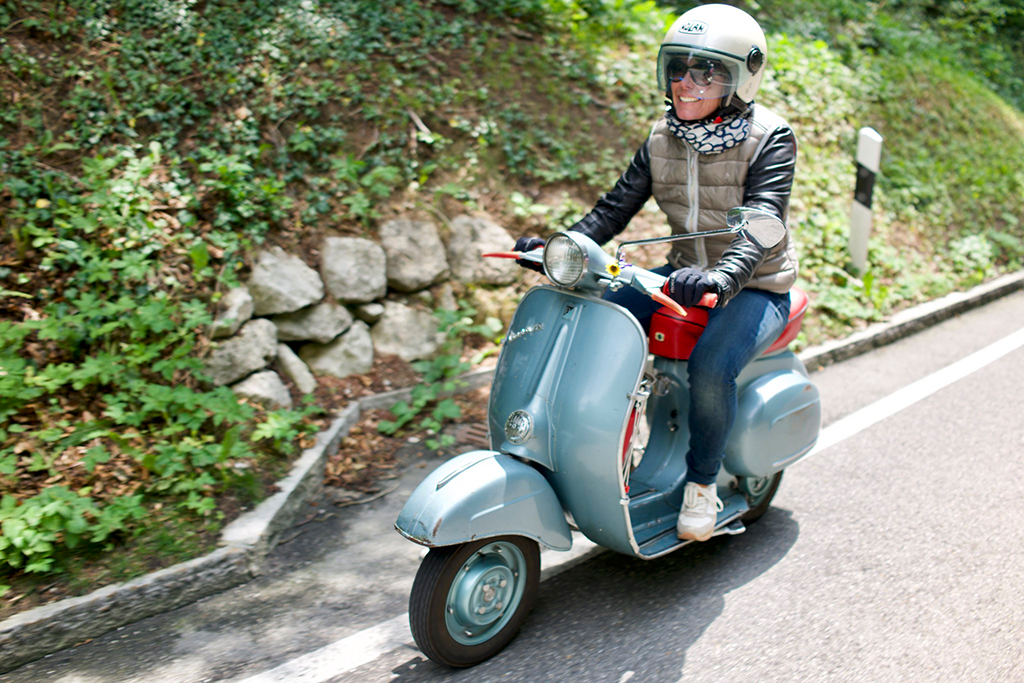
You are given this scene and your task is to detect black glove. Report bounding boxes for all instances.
[663,267,718,308]
[513,237,545,273]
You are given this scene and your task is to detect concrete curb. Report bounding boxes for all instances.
[797,270,1024,371]
[2,272,1021,672]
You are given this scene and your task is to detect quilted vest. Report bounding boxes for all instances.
[648,104,798,293]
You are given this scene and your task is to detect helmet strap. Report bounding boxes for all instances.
[716,97,751,119]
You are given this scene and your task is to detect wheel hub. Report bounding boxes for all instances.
[740,474,770,499]
[444,541,527,646]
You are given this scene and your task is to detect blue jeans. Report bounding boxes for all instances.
[604,265,791,485]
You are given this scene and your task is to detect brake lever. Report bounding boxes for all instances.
[481,248,543,262]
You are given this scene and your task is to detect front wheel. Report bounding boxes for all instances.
[409,536,540,668]
[738,471,784,523]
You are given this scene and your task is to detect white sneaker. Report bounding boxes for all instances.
[676,482,724,542]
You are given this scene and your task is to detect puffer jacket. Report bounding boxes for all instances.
[570,103,798,304]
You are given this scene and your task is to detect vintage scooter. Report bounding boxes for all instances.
[395,208,821,668]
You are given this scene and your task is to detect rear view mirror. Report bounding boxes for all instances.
[727,207,786,249]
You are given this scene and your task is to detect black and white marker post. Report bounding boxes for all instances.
[850,127,883,275]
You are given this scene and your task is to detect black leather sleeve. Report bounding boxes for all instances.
[743,125,797,221]
[568,141,652,246]
[707,125,797,305]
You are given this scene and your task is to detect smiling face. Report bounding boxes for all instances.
[665,57,731,121]
[670,70,726,121]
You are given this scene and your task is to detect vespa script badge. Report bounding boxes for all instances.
[506,323,544,344]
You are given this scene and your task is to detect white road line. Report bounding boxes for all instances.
[237,537,602,683]
[806,325,1024,458]
[240,326,1024,682]
[238,613,410,683]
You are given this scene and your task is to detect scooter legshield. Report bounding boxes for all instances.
[395,450,572,550]
[488,286,648,555]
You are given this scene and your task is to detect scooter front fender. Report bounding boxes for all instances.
[395,450,572,551]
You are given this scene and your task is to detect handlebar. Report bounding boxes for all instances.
[482,245,544,262]
[482,249,718,314]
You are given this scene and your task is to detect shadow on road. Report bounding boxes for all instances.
[385,506,800,682]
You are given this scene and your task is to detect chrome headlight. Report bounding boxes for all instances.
[504,410,534,445]
[542,233,587,288]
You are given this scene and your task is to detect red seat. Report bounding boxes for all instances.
[649,287,808,360]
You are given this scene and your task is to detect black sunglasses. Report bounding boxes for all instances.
[667,59,727,87]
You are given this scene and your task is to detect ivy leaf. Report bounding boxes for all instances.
[432,399,462,421]
[83,445,111,473]
[65,514,88,536]
[190,241,210,272]
[219,425,241,460]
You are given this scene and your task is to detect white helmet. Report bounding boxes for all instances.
[657,4,767,112]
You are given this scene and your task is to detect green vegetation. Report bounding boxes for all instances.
[1,0,1022,597]
[378,300,502,451]
[751,0,1024,339]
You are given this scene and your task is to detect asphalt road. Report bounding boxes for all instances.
[5,290,1024,683]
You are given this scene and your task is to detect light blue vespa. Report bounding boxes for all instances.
[395,209,821,668]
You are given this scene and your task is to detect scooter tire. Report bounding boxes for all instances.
[740,471,784,523]
[409,535,540,668]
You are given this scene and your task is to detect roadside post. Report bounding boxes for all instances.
[850,127,883,275]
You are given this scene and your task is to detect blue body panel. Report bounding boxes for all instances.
[394,450,572,551]
[488,287,648,555]
[725,353,821,476]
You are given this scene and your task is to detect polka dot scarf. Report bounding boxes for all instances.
[664,104,752,155]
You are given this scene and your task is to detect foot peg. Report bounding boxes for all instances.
[713,519,746,537]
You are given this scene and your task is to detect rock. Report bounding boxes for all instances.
[405,284,457,312]
[231,371,293,410]
[270,302,353,344]
[299,321,374,379]
[211,287,254,339]
[354,302,385,324]
[204,319,278,386]
[371,301,442,362]
[276,343,317,394]
[434,282,458,312]
[446,214,517,285]
[248,247,324,316]
[379,218,449,292]
[320,237,387,304]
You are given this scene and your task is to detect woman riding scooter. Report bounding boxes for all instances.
[515,3,799,542]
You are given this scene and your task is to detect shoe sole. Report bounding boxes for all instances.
[677,529,714,542]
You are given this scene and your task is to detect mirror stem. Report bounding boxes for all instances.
[614,226,742,264]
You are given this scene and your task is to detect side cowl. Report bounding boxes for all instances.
[395,450,572,551]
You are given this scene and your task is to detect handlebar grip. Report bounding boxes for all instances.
[699,291,719,308]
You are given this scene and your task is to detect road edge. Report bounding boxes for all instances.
[2,270,1022,672]
[798,271,1024,370]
